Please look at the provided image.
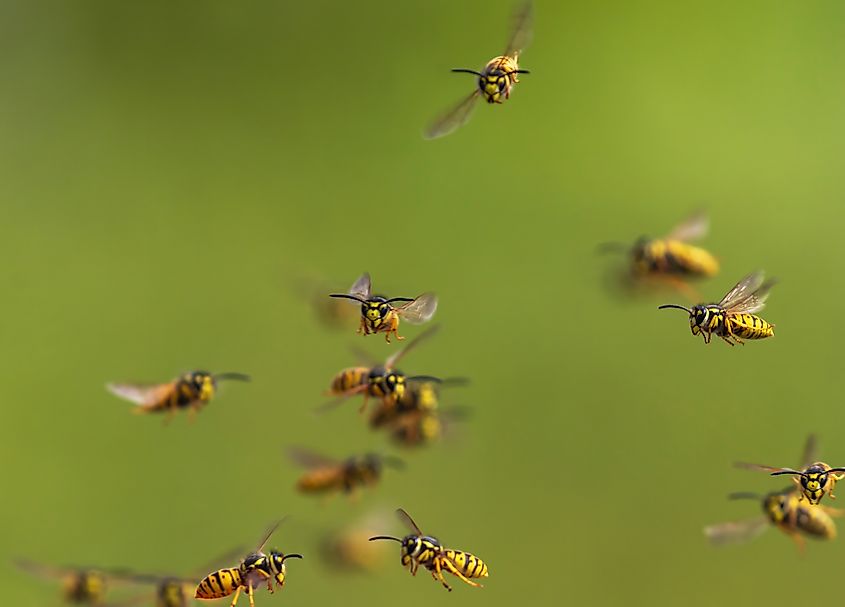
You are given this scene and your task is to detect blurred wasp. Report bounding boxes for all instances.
[599,212,718,298]
[369,508,488,592]
[329,272,437,343]
[736,435,845,505]
[425,1,533,139]
[195,520,302,607]
[107,370,250,422]
[369,378,469,447]
[287,447,404,497]
[318,512,390,573]
[704,488,842,552]
[322,325,441,413]
[658,271,776,345]
[14,560,118,605]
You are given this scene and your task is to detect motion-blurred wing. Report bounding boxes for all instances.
[396,508,424,536]
[385,325,440,369]
[734,462,799,475]
[395,293,438,325]
[106,382,173,406]
[424,91,479,140]
[800,435,818,469]
[348,273,372,301]
[665,211,709,243]
[504,0,534,58]
[287,446,340,469]
[704,517,769,546]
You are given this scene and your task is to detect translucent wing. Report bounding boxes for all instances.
[106,381,174,406]
[15,559,72,579]
[717,271,765,310]
[665,211,709,243]
[256,518,287,552]
[286,446,340,469]
[385,325,440,369]
[504,0,534,59]
[348,273,372,301]
[703,517,769,546]
[423,91,480,140]
[727,278,777,315]
[800,434,818,469]
[734,462,801,475]
[396,508,423,536]
[395,293,438,325]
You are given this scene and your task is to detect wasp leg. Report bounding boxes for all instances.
[246,583,256,607]
[266,579,273,594]
[441,557,482,588]
[229,586,242,607]
[410,560,418,576]
[385,315,404,343]
[432,559,453,592]
[358,392,370,414]
[787,530,806,555]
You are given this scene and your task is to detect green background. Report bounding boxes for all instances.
[2,1,845,605]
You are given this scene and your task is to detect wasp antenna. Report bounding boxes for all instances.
[368,535,402,543]
[282,554,303,562]
[214,372,251,382]
[727,492,762,501]
[408,375,444,384]
[510,69,531,75]
[451,68,484,76]
[657,304,692,313]
[827,468,845,473]
[329,294,367,303]
[385,297,415,304]
[770,470,803,477]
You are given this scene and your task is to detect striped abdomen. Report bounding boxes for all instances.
[637,240,719,277]
[728,314,774,340]
[296,467,345,494]
[330,368,369,395]
[195,568,243,599]
[442,549,488,579]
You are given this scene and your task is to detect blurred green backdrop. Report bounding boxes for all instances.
[2,0,845,605]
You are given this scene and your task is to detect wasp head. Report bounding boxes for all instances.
[363,297,391,324]
[800,467,829,503]
[186,371,215,401]
[267,551,302,587]
[65,571,106,603]
[157,580,187,607]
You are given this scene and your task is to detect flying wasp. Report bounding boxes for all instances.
[704,488,842,552]
[287,447,404,497]
[318,512,391,573]
[106,370,250,422]
[658,271,776,345]
[14,560,117,605]
[329,272,437,343]
[195,521,302,607]
[425,0,533,139]
[369,508,488,592]
[735,435,845,505]
[322,325,442,413]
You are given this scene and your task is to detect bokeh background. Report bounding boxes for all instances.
[2,0,845,605]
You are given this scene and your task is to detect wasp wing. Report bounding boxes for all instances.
[348,272,372,301]
[800,434,819,469]
[703,517,769,546]
[504,0,534,59]
[717,271,774,314]
[734,462,802,475]
[665,211,709,243]
[396,508,424,536]
[106,381,174,406]
[385,325,440,369]
[255,518,288,553]
[14,559,73,579]
[286,446,340,469]
[395,293,438,325]
[424,91,480,140]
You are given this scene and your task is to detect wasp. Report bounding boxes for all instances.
[369,508,488,592]
[14,560,114,605]
[323,325,441,413]
[704,488,842,552]
[195,521,302,607]
[425,0,533,139]
[318,512,391,573]
[658,270,776,345]
[287,447,404,496]
[106,370,250,421]
[736,435,845,505]
[112,575,196,607]
[599,212,719,297]
[329,272,437,343]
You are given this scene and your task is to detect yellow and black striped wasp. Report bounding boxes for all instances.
[106,370,250,422]
[704,487,842,553]
[736,435,845,505]
[425,0,533,139]
[322,325,442,413]
[14,560,119,605]
[369,508,488,592]
[329,273,437,343]
[287,447,404,497]
[599,211,719,298]
[195,521,302,607]
[658,271,776,345]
